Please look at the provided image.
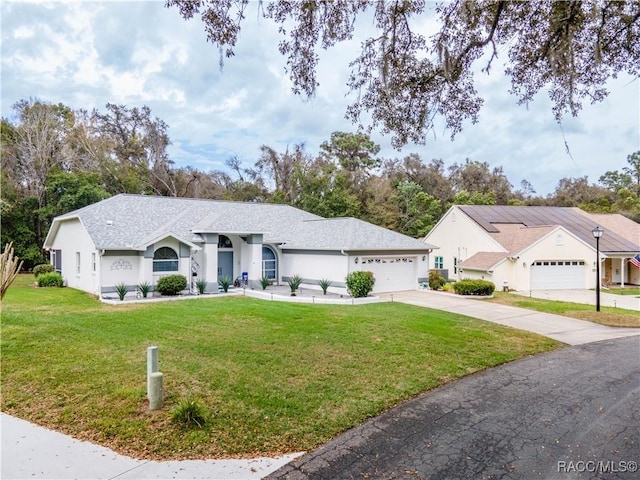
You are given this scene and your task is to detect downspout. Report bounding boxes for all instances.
[98,249,105,298]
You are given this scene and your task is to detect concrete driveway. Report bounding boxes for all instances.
[267,336,640,480]
[525,289,639,310]
[379,291,640,346]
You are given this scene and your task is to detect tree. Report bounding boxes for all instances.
[255,143,308,203]
[448,159,513,204]
[167,1,640,147]
[395,181,443,237]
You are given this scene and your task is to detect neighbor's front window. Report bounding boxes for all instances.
[434,256,444,269]
[153,247,178,272]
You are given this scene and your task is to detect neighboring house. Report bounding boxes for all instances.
[44,194,437,297]
[424,205,640,291]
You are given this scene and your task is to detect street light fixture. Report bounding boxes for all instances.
[592,226,604,312]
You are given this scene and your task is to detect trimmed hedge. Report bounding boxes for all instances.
[37,272,64,287]
[33,263,55,277]
[452,279,495,296]
[156,275,187,296]
[346,271,375,298]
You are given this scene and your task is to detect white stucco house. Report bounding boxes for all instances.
[424,205,640,291]
[43,194,437,297]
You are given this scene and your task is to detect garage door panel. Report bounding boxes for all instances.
[358,256,417,292]
[530,260,586,290]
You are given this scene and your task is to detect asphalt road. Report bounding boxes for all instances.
[266,336,640,480]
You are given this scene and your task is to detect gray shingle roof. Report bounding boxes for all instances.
[48,194,435,252]
[283,217,434,251]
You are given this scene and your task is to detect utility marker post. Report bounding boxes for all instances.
[147,346,158,400]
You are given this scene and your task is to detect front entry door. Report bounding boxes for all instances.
[218,251,233,282]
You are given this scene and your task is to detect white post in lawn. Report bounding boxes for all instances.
[147,346,158,400]
[148,372,163,410]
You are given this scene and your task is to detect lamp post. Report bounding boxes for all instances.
[592,226,604,312]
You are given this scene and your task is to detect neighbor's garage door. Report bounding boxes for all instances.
[358,256,417,292]
[530,260,586,290]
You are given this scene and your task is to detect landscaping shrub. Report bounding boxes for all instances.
[32,263,54,277]
[319,278,331,295]
[115,282,128,301]
[260,275,270,290]
[218,275,232,293]
[156,275,187,296]
[37,272,64,288]
[195,279,207,294]
[288,274,302,295]
[346,271,375,298]
[138,281,151,298]
[453,279,495,296]
[171,398,208,429]
[428,270,446,290]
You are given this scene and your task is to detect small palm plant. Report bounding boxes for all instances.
[138,281,151,298]
[171,397,208,429]
[288,274,302,296]
[218,275,232,293]
[259,275,270,290]
[319,278,331,295]
[115,282,128,301]
[195,279,207,294]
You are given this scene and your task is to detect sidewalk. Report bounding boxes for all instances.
[380,290,640,345]
[1,414,302,480]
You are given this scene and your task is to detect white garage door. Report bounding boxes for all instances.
[530,260,586,290]
[357,256,418,292]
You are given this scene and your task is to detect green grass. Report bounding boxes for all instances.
[488,292,640,327]
[1,275,558,460]
[603,287,640,297]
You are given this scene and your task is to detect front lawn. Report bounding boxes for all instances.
[487,292,640,327]
[1,275,558,460]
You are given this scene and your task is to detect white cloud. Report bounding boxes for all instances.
[1,0,638,196]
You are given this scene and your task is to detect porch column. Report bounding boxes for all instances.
[202,234,219,292]
[142,246,154,285]
[621,257,626,288]
[246,234,263,289]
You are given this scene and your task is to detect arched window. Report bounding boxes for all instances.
[218,235,233,248]
[262,246,277,280]
[153,247,178,272]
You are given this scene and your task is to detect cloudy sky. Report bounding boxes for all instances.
[2,0,638,196]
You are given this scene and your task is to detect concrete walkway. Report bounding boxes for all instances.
[380,290,640,345]
[0,413,301,479]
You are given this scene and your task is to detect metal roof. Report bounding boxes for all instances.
[458,205,639,253]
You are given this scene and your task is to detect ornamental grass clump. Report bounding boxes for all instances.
[288,274,302,295]
[1,242,23,299]
[115,282,128,301]
[218,275,232,293]
[319,278,331,295]
[138,281,151,298]
[171,398,208,429]
[259,275,270,290]
[195,279,207,294]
